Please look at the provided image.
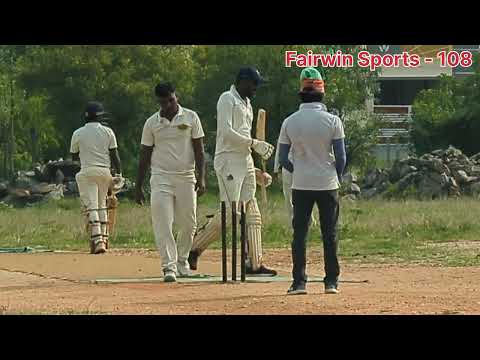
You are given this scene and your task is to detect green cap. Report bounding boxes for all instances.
[300,67,323,81]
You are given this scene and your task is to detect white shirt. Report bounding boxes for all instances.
[70,122,118,169]
[214,85,254,171]
[278,102,345,191]
[141,105,205,177]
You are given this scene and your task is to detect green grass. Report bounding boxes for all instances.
[1,190,480,266]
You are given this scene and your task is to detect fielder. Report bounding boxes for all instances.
[135,82,206,283]
[70,101,123,254]
[188,67,277,276]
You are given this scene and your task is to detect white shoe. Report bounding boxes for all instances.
[325,284,339,294]
[164,270,177,283]
[93,241,106,254]
[177,261,192,277]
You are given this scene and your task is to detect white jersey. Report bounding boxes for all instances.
[141,105,204,178]
[70,122,118,169]
[214,85,254,173]
[278,102,345,191]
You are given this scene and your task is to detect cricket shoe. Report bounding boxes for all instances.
[246,265,277,277]
[287,282,307,295]
[164,270,177,283]
[188,250,200,271]
[325,283,339,294]
[177,261,192,277]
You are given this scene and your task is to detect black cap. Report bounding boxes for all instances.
[236,67,266,85]
[84,101,107,118]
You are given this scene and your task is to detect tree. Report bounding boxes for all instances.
[1,45,380,177]
[411,53,480,156]
[191,45,380,168]
[15,45,198,175]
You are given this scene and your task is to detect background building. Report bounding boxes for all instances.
[366,45,480,163]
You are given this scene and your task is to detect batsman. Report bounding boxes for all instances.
[189,67,277,276]
[70,101,123,254]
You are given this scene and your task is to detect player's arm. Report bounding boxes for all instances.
[192,138,206,197]
[279,143,293,173]
[70,131,80,164]
[191,112,206,196]
[278,120,293,173]
[108,130,122,175]
[71,152,80,163]
[135,145,153,205]
[332,116,347,182]
[332,138,346,181]
[217,96,252,149]
[135,120,154,205]
[109,148,122,175]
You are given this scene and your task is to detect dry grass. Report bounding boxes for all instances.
[1,192,480,266]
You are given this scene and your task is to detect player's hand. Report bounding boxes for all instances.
[135,187,145,205]
[195,178,207,197]
[252,139,274,161]
[255,170,273,188]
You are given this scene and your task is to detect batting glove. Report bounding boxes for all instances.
[252,139,274,161]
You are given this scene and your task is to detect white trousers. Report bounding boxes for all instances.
[76,167,112,244]
[216,154,256,203]
[150,174,197,273]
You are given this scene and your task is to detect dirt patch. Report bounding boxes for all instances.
[1,249,480,314]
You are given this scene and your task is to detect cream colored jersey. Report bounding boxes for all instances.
[70,122,118,169]
[214,85,256,173]
[141,105,205,177]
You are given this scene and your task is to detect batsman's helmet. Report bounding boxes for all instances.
[83,101,109,122]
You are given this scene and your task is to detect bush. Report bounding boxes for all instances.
[343,110,382,176]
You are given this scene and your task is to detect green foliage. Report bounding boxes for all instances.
[1,45,379,177]
[411,53,480,156]
[342,109,382,174]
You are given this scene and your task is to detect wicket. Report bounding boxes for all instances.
[221,201,247,282]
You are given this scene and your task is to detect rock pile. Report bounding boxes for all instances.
[342,146,480,200]
[0,159,133,207]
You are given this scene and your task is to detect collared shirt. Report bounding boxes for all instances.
[70,122,118,169]
[141,105,205,177]
[214,85,254,170]
[274,104,329,173]
[278,102,345,191]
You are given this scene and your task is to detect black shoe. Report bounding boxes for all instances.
[287,282,307,295]
[325,283,339,294]
[246,265,277,277]
[188,250,199,271]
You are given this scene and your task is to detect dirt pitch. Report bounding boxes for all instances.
[1,248,480,315]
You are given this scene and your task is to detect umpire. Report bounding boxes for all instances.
[278,67,346,295]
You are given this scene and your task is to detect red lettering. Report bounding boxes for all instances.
[297,54,307,67]
[401,52,410,67]
[371,54,382,71]
[357,51,370,68]
[383,54,394,67]
[285,51,297,67]
[409,54,420,67]
[319,53,337,67]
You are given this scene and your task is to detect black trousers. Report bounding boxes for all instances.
[291,189,340,286]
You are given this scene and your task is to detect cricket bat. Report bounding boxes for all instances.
[256,109,268,209]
